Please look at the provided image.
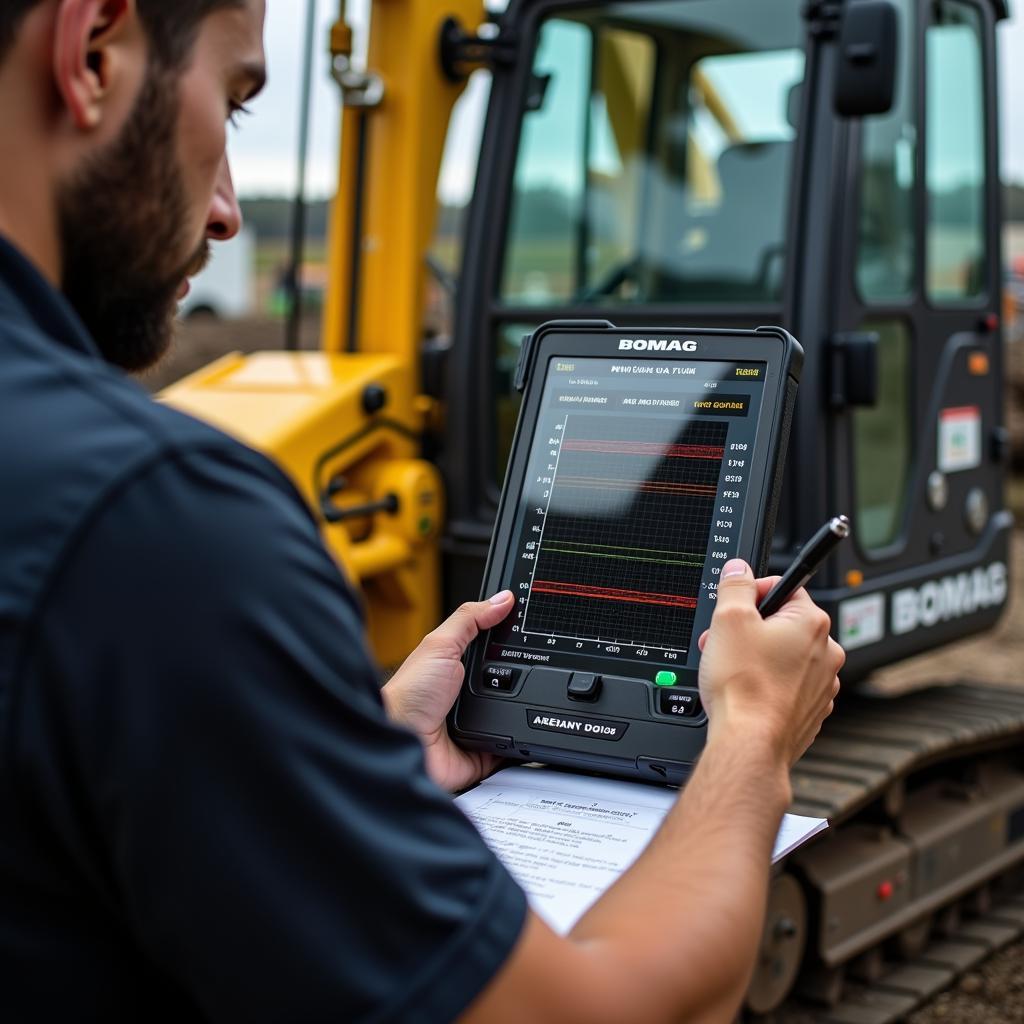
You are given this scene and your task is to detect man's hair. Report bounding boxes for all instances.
[0,1,244,67]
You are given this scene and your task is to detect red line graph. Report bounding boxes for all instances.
[559,476,717,497]
[532,580,698,610]
[562,439,724,460]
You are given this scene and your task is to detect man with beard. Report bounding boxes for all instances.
[0,2,843,1022]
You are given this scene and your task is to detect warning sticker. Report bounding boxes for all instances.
[938,406,981,473]
[838,593,885,651]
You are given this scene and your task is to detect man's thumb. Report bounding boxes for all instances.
[715,559,757,611]
[430,592,514,651]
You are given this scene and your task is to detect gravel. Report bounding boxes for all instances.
[909,944,1024,1023]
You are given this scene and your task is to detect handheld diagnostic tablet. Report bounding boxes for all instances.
[451,322,802,785]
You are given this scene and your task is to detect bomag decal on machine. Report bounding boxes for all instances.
[892,562,1009,634]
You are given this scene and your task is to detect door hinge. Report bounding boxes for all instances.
[828,331,879,410]
[439,18,519,83]
[803,0,844,38]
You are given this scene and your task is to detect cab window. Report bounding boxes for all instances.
[500,0,806,307]
[493,0,806,476]
[852,0,916,552]
[429,69,493,338]
[926,0,987,304]
[853,321,913,550]
[856,0,916,302]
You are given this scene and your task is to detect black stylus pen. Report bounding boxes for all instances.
[757,515,851,618]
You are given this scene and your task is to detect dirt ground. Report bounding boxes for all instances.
[909,949,1024,1024]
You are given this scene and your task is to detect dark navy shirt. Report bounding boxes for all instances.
[0,236,526,1022]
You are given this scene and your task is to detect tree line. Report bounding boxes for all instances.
[240,183,1024,246]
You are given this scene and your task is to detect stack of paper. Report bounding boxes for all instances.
[456,766,827,935]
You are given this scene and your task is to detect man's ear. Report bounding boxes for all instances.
[53,0,136,131]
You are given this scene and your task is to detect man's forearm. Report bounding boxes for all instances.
[568,731,790,1022]
[463,568,840,1024]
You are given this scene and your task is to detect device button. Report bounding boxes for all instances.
[482,664,520,693]
[654,670,678,687]
[658,689,702,717]
[567,673,602,701]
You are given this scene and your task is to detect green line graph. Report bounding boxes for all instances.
[548,540,704,558]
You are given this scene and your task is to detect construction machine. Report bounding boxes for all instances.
[163,0,1024,1016]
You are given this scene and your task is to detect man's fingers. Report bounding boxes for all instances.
[714,559,758,613]
[755,575,782,601]
[767,584,819,617]
[484,591,516,621]
[428,592,514,652]
[702,571,778,648]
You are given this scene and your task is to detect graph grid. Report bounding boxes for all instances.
[523,413,726,651]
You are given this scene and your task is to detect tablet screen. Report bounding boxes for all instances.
[485,355,768,680]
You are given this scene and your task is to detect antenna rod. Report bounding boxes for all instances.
[285,0,319,350]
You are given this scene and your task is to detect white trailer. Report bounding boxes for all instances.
[178,228,255,320]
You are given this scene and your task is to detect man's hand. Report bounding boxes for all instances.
[698,559,844,771]
[382,592,515,792]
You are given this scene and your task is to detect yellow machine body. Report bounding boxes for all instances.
[322,0,484,358]
[162,351,443,667]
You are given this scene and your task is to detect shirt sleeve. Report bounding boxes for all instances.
[15,444,527,1024]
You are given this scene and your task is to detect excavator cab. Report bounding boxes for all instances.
[442,0,1011,679]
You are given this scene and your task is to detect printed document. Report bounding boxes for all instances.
[456,766,827,935]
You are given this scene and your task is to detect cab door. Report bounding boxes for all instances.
[822,0,1010,676]
[444,0,813,606]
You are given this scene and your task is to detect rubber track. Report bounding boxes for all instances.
[789,683,1024,822]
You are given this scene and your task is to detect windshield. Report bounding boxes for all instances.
[499,0,807,307]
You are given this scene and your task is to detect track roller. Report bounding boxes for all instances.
[746,874,808,1014]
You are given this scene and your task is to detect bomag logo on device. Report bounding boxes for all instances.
[618,338,698,352]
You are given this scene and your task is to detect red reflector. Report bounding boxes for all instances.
[877,880,894,901]
[982,313,1000,332]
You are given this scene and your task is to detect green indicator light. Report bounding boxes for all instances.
[655,671,678,687]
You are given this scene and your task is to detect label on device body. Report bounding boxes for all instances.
[527,710,629,741]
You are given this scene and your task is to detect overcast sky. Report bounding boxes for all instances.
[226,2,1024,201]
